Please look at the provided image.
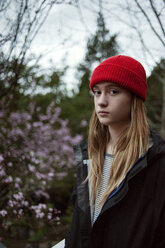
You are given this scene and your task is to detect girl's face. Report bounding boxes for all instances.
[93,82,132,129]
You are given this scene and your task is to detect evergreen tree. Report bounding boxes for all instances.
[146,58,165,135]
[78,12,119,92]
[61,12,119,139]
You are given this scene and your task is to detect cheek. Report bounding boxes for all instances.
[119,99,131,117]
[114,97,131,117]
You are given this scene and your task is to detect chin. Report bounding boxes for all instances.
[99,120,112,126]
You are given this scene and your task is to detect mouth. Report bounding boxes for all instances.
[98,111,109,116]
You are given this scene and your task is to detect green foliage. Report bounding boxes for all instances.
[61,205,73,225]
[60,93,93,139]
[28,224,48,242]
[146,59,165,132]
[48,167,76,214]
[84,12,119,64]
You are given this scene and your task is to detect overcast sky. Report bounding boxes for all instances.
[28,0,165,90]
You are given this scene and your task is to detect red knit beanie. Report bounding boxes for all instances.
[90,55,147,101]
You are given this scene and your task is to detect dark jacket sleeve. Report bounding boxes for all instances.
[155,204,165,248]
[152,155,165,248]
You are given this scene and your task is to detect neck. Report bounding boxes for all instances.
[107,123,129,154]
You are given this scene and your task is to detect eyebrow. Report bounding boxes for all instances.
[93,83,120,90]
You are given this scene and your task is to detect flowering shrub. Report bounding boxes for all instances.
[0,101,82,234]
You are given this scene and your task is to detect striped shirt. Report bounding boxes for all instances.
[90,154,114,225]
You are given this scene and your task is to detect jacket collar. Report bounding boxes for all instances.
[73,140,88,163]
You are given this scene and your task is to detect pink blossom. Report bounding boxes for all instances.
[34,190,49,199]
[47,213,52,220]
[28,164,36,172]
[0,112,5,118]
[8,200,16,207]
[48,172,54,177]
[13,210,17,215]
[37,212,45,218]
[13,192,23,201]
[33,121,42,127]
[39,115,49,121]
[22,200,29,207]
[7,162,13,167]
[18,209,23,216]
[0,168,6,177]
[14,183,20,188]
[0,154,4,162]
[0,210,7,217]
[0,101,82,226]
[72,135,83,145]
[81,119,88,127]
[3,176,13,183]
[15,177,21,183]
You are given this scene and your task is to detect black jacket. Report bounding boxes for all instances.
[65,130,165,248]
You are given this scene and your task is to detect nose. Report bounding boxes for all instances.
[97,93,108,107]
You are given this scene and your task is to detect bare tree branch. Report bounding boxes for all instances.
[124,1,158,66]
[0,0,79,99]
[149,0,165,36]
[8,0,28,59]
[134,0,165,47]
[76,1,91,33]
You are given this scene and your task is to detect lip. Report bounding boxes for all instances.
[98,111,109,116]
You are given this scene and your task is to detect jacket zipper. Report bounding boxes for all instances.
[104,154,145,205]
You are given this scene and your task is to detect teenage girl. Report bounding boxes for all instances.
[65,55,165,248]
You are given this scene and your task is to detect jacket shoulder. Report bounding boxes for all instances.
[73,140,88,163]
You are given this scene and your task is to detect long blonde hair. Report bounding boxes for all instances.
[88,94,150,205]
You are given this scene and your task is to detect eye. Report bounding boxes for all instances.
[110,89,119,95]
[93,90,101,96]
